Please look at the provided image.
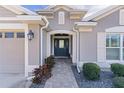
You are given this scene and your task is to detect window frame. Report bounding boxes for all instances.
[5,32,14,38]
[16,32,25,38]
[58,11,65,24]
[106,33,124,62]
[0,32,2,38]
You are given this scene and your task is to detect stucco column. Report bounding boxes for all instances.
[72,33,77,63]
[47,33,51,57]
[24,24,29,77]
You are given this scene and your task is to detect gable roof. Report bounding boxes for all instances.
[37,5,88,12]
[1,5,37,15]
[83,5,123,21]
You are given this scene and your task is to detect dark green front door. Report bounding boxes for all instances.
[54,39,69,57]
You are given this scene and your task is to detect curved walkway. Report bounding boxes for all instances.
[44,58,78,88]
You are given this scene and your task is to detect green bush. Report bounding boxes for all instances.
[32,55,55,84]
[113,77,124,88]
[111,63,124,76]
[32,65,51,84]
[45,55,55,69]
[83,63,101,80]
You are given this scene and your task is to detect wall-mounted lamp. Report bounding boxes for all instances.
[27,30,34,41]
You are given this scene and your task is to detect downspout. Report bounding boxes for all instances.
[73,25,80,73]
[40,16,49,66]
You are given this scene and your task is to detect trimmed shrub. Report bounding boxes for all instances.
[32,55,55,84]
[45,55,55,69]
[111,63,124,76]
[113,77,124,88]
[32,65,51,84]
[83,63,101,80]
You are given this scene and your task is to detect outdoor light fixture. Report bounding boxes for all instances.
[27,30,34,40]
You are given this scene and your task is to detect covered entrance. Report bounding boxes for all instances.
[54,34,70,57]
[46,30,77,63]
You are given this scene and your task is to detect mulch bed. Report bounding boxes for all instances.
[71,65,114,88]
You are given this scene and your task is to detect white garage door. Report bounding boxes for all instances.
[0,31,25,74]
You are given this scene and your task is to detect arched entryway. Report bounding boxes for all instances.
[47,30,77,63]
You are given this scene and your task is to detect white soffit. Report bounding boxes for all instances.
[83,5,120,21]
[1,5,37,15]
[0,15,47,25]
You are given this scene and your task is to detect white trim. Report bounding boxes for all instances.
[97,32,106,62]
[0,15,45,21]
[24,24,29,77]
[120,34,123,62]
[73,27,80,72]
[120,9,124,25]
[83,5,121,21]
[75,22,97,26]
[106,26,124,33]
[0,23,27,29]
[15,5,38,15]
[1,5,37,15]
[58,11,65,24]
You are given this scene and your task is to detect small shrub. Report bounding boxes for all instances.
[83,63,101,80]
[113,77,124,88]
[45,55,55,69]
[111,63,124,76]
[32,55,55,84]
[32,65,51,84]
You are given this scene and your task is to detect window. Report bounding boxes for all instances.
[17,32,25,38]
[5,32,14,38]
[123,36,124,60]
[0,32,2,38]
[106,34,120,60]
[59,40,64,48]
[58,11,65,24]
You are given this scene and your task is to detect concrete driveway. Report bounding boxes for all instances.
[0,73,28,88]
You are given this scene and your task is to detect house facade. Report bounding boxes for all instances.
[0,5,124,77]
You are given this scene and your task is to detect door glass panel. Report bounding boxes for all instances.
[59,40,64,48]
[55,40,57,48]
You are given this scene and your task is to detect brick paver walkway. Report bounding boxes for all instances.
[44,58,78,88]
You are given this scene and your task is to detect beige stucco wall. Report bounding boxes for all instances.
[0,6,16,17]
[79,10,120,62]
[28,24,40,65]
[47,9,80,31]
[42,29,47,64]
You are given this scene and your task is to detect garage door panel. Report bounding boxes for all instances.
[0,64,24,73]
[0,32,24,74]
